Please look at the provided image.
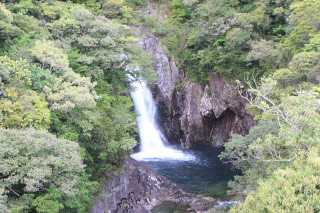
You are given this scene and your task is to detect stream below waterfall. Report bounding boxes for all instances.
[139,145,239,199]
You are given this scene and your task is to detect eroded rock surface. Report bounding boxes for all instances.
[138,32,254,148]
[92,157,215,213]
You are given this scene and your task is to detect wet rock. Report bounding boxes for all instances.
[92,157,215,213]
[138,31,254,148]
[136,29,184,143]
[189,197,216,211]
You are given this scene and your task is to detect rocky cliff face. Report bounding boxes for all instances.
[139,32,254,148]
[92,157,215,213]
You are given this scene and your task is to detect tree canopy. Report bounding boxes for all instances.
[1,0,320,211]
[0,0,153,212]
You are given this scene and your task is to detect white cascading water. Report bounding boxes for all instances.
[130,81,194,161]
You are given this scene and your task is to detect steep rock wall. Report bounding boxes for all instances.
[139,32,254,148]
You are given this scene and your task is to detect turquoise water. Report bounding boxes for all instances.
[139,146,239,199]
[136,146,239,213]
[151,201,189,213]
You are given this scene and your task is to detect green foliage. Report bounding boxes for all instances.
[247,40,279,62]
[30,40,71,74]
[0,56,32,89]
[0,128,85,211]
[0,87,25,129]
[12,13,42,36]
[281,0,320,57]
[0,187,9,213]
[80,94,137,174]
[40,0,78,21]
[231,147,320,212]
[245,79,320,160]
[45,71,97,112]
[12,0,41,16]
[1,0,320,212]
[28,39,98,112]
[0,0,154,211]
[33,190,64,213]
[220,120,279,195]
[304,33,320,52]
[0,128,84,193]
[221,120,279,169]
[31,65,56,92]
[0,3,12,22]
[0,56,50,130]
[288,51,320,82]
[222,75,320,207]
[20,90,51,129]
[121,6,133,21]
[154,0,292,83]
[61,175,99,213]
[48,8,155,86]
[126,0,149,6]
[102,0,123,18]
[0,3,22,40]
[170,0,191,22]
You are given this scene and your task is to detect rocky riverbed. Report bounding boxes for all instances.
[92,157,217,213]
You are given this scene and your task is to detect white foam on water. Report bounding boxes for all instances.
[130,81,194,161]
[218,201,237,207]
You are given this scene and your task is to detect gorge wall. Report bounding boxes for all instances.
[139,31,254,148]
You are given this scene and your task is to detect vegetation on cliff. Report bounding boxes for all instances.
[1,0,320,212]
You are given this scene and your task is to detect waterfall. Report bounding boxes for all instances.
[130,81,194,161]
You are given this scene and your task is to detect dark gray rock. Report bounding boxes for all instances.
[92,157,215,213]
[138,31,254,148]
[179,74,254,148]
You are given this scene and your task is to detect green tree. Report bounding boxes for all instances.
[231,147,320,212]
[20,90,51,130]
[49,8,155,86]
[0,56,50,129]
[0,56,32,90]
[31,65,56,92]
[30,40,71,74]
[289,51,320,82]
[220,120,279,195]
[0,128,85,211]
[240,78,320,163]
[0,3,22,41]
[45,71,97,112]
[222,74,320,203]
[281,0,320,57]
[0,0,151,212]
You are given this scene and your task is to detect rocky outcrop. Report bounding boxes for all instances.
[92,157,215,213]
[139,32,254,148]
[179,74,254,147]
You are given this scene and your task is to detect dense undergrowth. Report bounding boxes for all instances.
[1,0,320,212]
